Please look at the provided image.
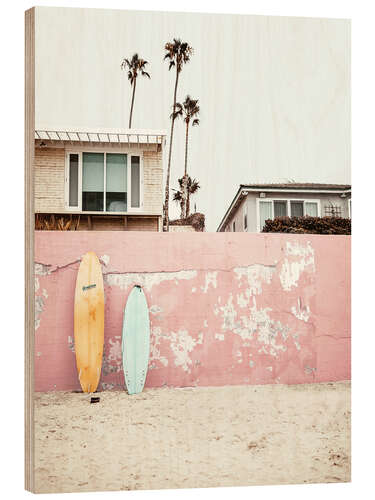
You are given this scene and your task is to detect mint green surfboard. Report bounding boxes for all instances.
[122,285,151,395]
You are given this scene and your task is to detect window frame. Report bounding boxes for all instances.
[64,149,144,213]
[256,197,321,232]
[243,203,248,231]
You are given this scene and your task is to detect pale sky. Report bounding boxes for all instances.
[35,7,350,231]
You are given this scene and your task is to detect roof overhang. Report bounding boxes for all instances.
[35,127,167,145]
[216,185,352,232]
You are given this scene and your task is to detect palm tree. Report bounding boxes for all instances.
[185,177,200,217]
[173,176,201,218]
[172,95,200,218]
[121,53,150,128]
[163,39,193,231]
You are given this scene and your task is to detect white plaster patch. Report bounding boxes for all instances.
[217,295,290,356]
[192,287,197,293]
[280,242,315,291]
[215,333,225,341]
[291,297,311,322]
[234,264,275,295]
[35,295,45,331]
[169,329,203,373]
[68,336,75,352]
[237,291,251,308]
[201,271,218,293]
[35,277,39,292]
[34,263,51,276]
[42,288,48,299]
[107,338,122,362]
[105,269,197,291]
[203,320,208,328]
[149,326,169,367]
[100,254,110,266]
[150,305,162,315]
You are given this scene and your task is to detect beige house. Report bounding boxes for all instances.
[34,128,166,231]
[217,183,352,233]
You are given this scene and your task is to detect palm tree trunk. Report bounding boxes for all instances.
[186,189,190,218]
[163,68,179,231]
[129,79,136,128]
[181,121,189,218]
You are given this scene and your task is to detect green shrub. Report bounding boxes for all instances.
[261,216,351,235]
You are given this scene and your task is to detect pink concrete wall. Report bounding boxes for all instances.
[34,232,350,392]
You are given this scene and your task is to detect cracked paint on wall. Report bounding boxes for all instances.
[280,241,315,291]
[34,232,351,391]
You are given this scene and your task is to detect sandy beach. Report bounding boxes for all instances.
[34,381,350,493]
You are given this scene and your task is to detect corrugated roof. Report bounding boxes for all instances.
[35,127,167,145]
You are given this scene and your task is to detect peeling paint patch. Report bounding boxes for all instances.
[35,263,51,276]
[201,271,218,293]
[217,295,290,356]
[169,329,203,373]
[291,297,310,322]
[280,241,315,291]
[215,333,225,341]
[101,382,115,390]
[100,254,110,266]
[68,336,75,353]
[149,326,169,368]
[35,295,46,331]
[107,338,122,362]
[234,264,275,295]
[150,305,162,315]
[105,269,197,291]
[102,338,122,376]
[305,366,317,375]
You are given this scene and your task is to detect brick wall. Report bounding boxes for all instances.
[143,150,163,213]
[35,147,65,212]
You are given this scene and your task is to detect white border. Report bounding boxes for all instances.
[4,2,375,500]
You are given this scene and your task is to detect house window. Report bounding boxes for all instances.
[257,198,320,232]
[290,201,304,217]
[82,153,105,211]
[233,221,236,232]
[243,206,248,231]
[66,151,142,212]
[259,200,272,231]
[68,154,79,207]
[106,154,127,211]
[274,201,287,217]
[131,156,140,208]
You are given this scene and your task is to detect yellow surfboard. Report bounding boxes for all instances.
[74,252,104,393]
